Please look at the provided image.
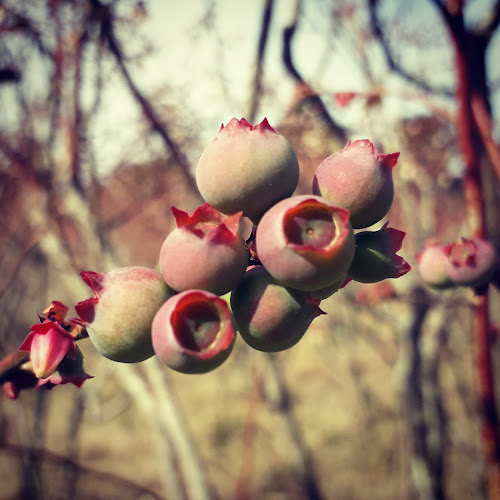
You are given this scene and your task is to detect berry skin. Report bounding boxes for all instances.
[195,118,300,223]
[312,140,399,229]
[256,195,355,291]
[230,266,325,352]
[74,267,175,363]
[159,203,248,296]
[152,290,236,374]
[445,237,497,288]
[347,223,411,283]
[416,243,454,289]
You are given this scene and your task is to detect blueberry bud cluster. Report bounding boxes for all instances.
[18,118,411,384]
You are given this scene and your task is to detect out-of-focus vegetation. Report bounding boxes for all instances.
[1,0,500,498]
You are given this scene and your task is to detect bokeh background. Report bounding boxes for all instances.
[1,0,500,499]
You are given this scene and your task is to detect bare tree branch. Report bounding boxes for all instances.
[248,0,274,124]
[97,0,197,191]
[368,0,455,98]
[282,0,346,141]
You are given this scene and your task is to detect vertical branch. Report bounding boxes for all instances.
[122,364,185,500]
[433,2,500,498]
[262,353,325,500]
[69,29,87,193]
[403,289,436,499]
[235,363,262,500]
[99,5,197,191]
[145,359,212,500]
[248,0,274,124]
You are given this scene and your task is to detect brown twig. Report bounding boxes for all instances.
[99,3,196,191]
[235,363,262,500]
[0,350,30,385]
[248,0,274,124]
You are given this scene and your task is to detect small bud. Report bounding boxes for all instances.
[19,321,76,379]
[36,346,93,390]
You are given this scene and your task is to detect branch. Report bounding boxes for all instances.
[433,2,500,497]
[473,0,500,40]
[0,350,30,385]
[248,0,274,123]
[471,93,500,184]
[98,3,197,190]
[368,0,454,98]
[282,0,347,141]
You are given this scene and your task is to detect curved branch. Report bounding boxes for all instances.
[248,0,274,123]
[98,2,196,190]
[368,0,455,98]
[282,0,346,141]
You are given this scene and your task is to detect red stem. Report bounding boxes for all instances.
[442,5,500,498]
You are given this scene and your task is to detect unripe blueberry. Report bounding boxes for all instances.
[256,195,355,291]
[152,290,236,374]
[230,266,325,352]
[159,203,248,295]
[347,223,411,283]
[312,140,399,229]
[416,243,454,289]
[416,237,497,289]
[195,118,300,223]
[74,267,175,363]
[444,238,496,288]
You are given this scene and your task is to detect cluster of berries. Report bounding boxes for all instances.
[17,118,411,386]
[416,237,497,291]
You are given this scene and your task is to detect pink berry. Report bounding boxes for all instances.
[152,290,236,373]
[74,267,175,363]
[195,118,300,223]
[416,243,454,289]
[256,195,355,291]
[444,237,496,287]
[230,266,325,352]
[416,237,496,289]
[313,140,399,229]
[159,203,248,295]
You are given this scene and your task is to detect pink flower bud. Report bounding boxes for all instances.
[313,140,399,229]
[159,203,248,295]
[19,321,76,379]
[36,345,93,390]
[347,222,411,283]
[195,118,300,223]
[74,267,175,363]
[152,290,236,373]
[256,195,355,291]
[230,266,325,352]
